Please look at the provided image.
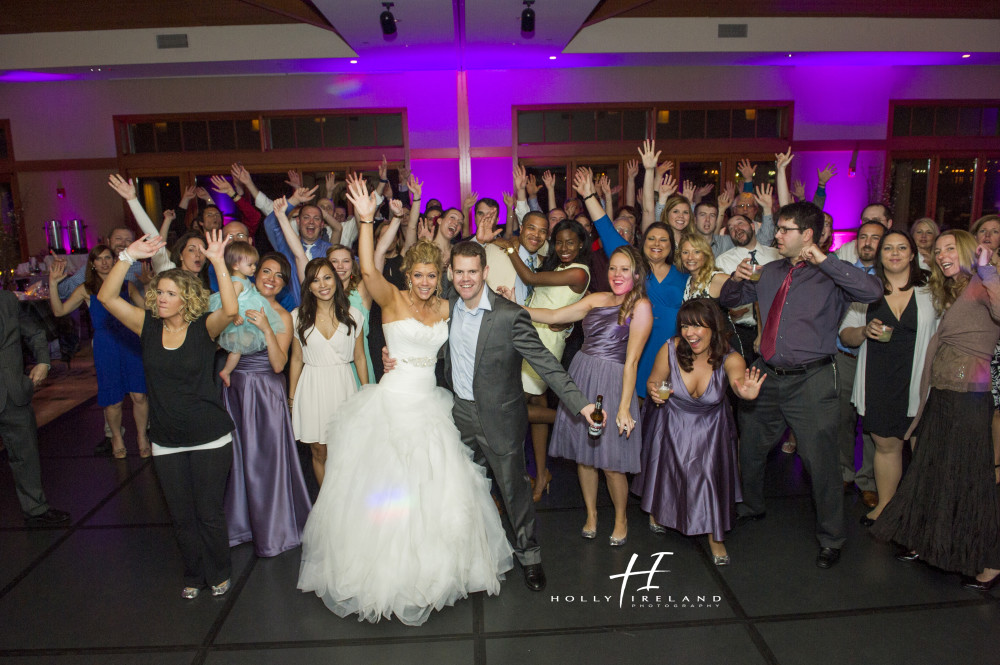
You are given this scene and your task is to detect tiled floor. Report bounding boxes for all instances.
[2,399,998,665]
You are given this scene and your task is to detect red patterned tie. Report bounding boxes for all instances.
[759,262,805,362]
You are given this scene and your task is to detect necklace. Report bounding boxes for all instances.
[407,292,432,317]
[163,320,189,333]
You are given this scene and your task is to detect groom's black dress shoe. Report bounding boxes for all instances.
[523,564,546,591]
[815,547,841,569]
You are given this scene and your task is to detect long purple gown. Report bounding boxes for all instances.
[222,350,311,557]
[549,305,641,473]
[631,340,741,541]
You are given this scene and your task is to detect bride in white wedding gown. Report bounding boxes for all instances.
[297,175,513,626]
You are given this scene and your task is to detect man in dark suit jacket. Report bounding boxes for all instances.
[0,291,70,526]
[444,242,598,591]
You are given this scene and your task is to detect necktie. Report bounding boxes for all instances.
[748,249,757,264]
[525,254,536,298]
[758,261,805,362]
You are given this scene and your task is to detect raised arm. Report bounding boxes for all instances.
[202,230,237,338]
[273,196,309,283]
[775,148,793,207]
[542,170,557,213]
[507,247,588,292]
[346,173,398,309]
[638,140,660,232]
[461,190,478,239]
[47,261,87,317]
[98,235,166,335]
[403,174,422,252]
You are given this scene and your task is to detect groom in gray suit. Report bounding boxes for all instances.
[445,241,598,591]
[0,291,70,526]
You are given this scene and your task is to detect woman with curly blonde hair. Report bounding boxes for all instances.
[98,230,240,600]
[872,228,1000,591]
[678,233,729,301]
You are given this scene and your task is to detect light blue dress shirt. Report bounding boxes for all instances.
[836,258,877,355]
[449,288,491,400]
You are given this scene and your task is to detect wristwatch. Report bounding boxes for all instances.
[506,246,515,255]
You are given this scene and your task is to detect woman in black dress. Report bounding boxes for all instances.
[98,230,239,599]
[839,231,938,525]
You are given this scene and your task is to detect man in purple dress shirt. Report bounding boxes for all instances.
[719,201,883,569]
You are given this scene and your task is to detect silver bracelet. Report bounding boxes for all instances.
[118,250,136,265]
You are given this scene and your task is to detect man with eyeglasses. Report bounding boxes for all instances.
[720,201,883,569]
[835,203,893,263]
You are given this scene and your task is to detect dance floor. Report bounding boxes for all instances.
[1,397,998,665]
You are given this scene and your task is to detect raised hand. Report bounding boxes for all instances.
[48,258,67,283]
[388,198,404,218]
[475,209,503,243]
[626,159,639,179]
[416,217,435,241]
[817,163,838,186]
[596,173,611,197]
[180,185,197,206]
[108,174,137,200]
[695,183,715,199]
[775,147,794,171]
[658,174,678,199]
[502,191,515,209]
[289,185,319,206]
[733,366,766,400]
[324,171,338,197]
[791,179,806,201]
[344,174,378,222]
[572,167,596,198]
[513,164,528,191]
[541,170,556,190]
[210,175,236,198]
[195,186,213,203]
[138,261,154,286]
[397,163,410,184]
[231,163,253,187]
[737,158,756,183]
[407,174,423,200]
[754,183,774,213]
[525,173,540,198]
[126,235,168,260]
[681,179,696,202]
[462,191,479,212]
[656,160,674,178]
[272,195,290,223]
[378,154,388,181]
[285,169,303,190]
[718,181,736,211]
[638,139,661,170]
[201,229,230,263]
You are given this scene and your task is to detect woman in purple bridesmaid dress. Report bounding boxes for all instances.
[222,253,311,557]
[632,299,764,565]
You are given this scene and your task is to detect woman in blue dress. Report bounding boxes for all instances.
[580,161,687,399]
[49,245,149,458]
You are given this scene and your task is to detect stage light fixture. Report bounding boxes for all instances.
[380,3,397,36]
[521,1,535,34]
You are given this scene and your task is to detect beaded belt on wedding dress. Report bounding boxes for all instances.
[398,356,436,368]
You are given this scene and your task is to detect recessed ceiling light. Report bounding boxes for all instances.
[787,53,792,58]
[350,60,358,64]
[962,54,971,58]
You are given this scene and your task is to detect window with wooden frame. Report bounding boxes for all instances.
[513,103,792,212]
[887,100,1000,230]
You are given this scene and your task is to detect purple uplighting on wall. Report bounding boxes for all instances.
[0,71,78,82]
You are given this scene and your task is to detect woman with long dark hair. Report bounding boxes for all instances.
[222,252,311,557]
[288,257,366,487]
[633,299,764,565]
[871,229,1000,590]
[839,231,938,525]
[503,217,591,501]
[48,245,149,458]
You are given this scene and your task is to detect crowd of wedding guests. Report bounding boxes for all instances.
[7,141,999,614]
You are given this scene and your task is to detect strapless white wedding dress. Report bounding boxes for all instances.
[297,318,514,626]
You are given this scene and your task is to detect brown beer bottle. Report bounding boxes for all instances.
[589,395,605,438]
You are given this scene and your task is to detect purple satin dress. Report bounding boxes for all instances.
[631,340,741,540]
[222,350,311,557]
[550,305,641,473]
